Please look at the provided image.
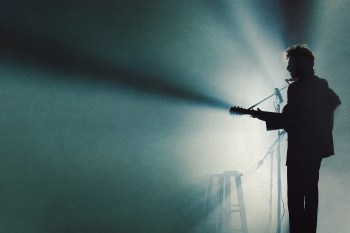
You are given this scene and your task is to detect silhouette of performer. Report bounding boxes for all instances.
[253,45,341,233]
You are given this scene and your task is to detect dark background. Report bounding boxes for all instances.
[0,1,349,232]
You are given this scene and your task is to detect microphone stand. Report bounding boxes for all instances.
[250,85,288,233]
[247,85,288,110]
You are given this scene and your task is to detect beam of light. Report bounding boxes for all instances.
[1,17,289,233]
[182,105,288,233]
[228,1,286,87]
[187,3,293,232]
[0,24,232,111]
[207,1,290,107]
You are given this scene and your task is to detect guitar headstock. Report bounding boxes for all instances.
[229,106,255,117]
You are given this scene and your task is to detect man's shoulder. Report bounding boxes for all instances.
[288,76,329,89]
[314,76,329,87]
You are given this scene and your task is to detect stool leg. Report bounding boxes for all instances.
[236,176,248,233]
[203,177,214,233]
[218,176,225,233]
[224,175,232,233]
[205,177,214,215]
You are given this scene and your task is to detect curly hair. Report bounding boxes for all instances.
[284,44,315,61]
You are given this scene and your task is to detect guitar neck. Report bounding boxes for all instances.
[229,107,258,116]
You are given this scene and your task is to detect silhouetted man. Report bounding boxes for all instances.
[253,45,341,233]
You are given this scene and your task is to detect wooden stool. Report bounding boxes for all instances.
[203,171,248,233]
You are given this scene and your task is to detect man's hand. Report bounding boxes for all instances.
[252,108,268,121]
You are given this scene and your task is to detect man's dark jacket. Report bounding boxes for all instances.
[260,76,341,165]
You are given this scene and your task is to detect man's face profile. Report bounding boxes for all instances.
[287,56,314,81]
[287,57,299,81]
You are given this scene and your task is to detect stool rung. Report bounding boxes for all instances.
[232,228,243,232]
[230,209,241,213]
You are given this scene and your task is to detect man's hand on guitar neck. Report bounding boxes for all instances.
[229,106,271,121]
[252,108,267,121]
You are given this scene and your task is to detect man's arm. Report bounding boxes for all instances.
[253,110,285,131]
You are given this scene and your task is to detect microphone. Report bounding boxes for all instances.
[285,78,294,84]
[274,88,283,103]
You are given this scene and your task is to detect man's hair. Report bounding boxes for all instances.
[284,44,315,61]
